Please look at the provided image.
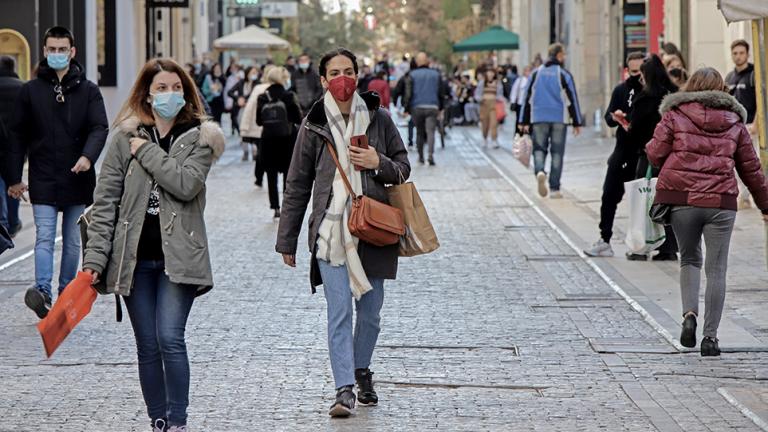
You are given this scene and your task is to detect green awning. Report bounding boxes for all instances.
[452,25,520,52]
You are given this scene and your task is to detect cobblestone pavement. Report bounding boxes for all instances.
[0,127,766,431]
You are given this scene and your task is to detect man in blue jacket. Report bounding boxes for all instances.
[7,26,108,319]
[519,43,583,198]
[404,52,443,166]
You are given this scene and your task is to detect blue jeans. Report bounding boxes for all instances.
[124,260,196,426]
[7,194,20,230]
[32,204,85,297]
[532,122,568,191]
[318,260,385,389]
[0,176,8,231]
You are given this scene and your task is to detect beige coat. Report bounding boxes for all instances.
[239,82,271,139]
[83,116,225,296]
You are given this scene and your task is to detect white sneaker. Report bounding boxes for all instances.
[492,140,500,149]
[482,138,488,147]
[167,426,188,432]
[584,239,614,257]
[549,190,563,199]
[536,172,548,197]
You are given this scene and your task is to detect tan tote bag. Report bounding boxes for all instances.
[387,172,440,257]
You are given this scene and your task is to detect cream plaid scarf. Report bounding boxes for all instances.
[316,91,372,299]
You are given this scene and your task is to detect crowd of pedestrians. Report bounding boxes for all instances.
[583,40,768,357]
[2,20,768,430]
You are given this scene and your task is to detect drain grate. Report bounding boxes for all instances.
[378,344,519,356]
[504,225,550,231]
[376,380,545,393]
[524,254,580,261]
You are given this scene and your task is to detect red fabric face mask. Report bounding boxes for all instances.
[328,75,357,102]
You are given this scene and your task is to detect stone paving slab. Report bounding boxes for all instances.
[0,130,764,431]
[480,123,768,351]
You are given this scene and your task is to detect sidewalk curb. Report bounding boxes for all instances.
[718,388,768,431]
[465,136,686,352]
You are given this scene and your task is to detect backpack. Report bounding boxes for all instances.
[260,91,291,137]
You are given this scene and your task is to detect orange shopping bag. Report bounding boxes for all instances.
[37,271,97,357]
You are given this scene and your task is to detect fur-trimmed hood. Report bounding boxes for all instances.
[659,91,747,132]
[116,115,226,160]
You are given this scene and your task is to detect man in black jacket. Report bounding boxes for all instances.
[7,26,108,319]
[584,52,644,258]
[292,53,323,115]
[0,56,23,236]
[726,39,758,209]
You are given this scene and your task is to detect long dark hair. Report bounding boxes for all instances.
[640,55,677,97]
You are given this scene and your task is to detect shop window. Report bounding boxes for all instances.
[97,0,117,86]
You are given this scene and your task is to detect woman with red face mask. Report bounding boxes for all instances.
[275,48,411,417]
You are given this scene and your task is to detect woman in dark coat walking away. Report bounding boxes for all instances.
[276,48,410,418]
[615,54,679,261]
[646,68,768,356]
[255,66,302,218]
[202,63,226,124]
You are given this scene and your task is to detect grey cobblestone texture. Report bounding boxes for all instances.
[0,128,764,431]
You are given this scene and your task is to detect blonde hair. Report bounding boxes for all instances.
[260,64,276,84]
[265,66,289,86]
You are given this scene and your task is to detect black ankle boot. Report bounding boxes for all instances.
[701,337,721,357]
[680,314,697,348]
[329,385,356,417]
[355,368,378,406]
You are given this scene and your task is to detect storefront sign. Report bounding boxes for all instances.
[148,0,190,7]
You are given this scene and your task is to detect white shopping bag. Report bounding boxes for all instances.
[512,134,532,168]
[624,172,666,254]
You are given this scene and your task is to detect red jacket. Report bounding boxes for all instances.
[366,79,391,109]
[646,90,768,212]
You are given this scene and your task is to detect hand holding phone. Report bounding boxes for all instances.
[350,135,369,171]
[612,110,630,130]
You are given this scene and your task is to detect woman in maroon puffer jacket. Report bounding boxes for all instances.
[647,67,768,357]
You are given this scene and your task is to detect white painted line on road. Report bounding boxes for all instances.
[468,138,686,351]
[718,388,768,431]
[0,236,63,272]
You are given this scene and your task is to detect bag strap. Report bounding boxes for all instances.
[645,165,653,180]
[325,141,356,198]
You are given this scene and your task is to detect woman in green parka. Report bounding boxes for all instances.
[82,58,224,432]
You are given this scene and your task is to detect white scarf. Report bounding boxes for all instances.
[316,91,372,299]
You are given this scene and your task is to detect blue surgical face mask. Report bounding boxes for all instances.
[299,63,310,71]
[47,53,70,70]
[151,91,186,120]
[285,79,292,90]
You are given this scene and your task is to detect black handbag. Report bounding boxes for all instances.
[649,203,672,226]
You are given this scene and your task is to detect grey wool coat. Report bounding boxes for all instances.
[275,91,411,292]
[82,115,225,297]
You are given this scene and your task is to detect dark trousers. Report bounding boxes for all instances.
[246,137,265,185]
[636,155,678,255]
[407,118,415,145]
[599,152,639,242]
[124,260,196,426]
[266,169,286,210]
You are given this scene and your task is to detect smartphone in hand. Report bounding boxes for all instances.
[350,135,369,171]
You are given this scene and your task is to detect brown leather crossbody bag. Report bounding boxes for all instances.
[325,141,405,247]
